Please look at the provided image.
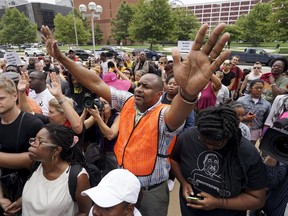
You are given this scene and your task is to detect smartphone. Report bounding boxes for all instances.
[187,195,204,201]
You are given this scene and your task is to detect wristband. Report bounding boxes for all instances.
[58,97,67,105]
[270,83,276,87]
[179,88,200,105]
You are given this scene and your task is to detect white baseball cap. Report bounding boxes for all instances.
[81,169,140,208]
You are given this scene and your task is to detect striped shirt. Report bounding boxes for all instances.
[110,87,183,187]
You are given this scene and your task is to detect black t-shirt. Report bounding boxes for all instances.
[221,71,236,87]
[171,128,268,216]
[0,112,44,177]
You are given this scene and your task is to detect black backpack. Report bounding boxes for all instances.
[30,161,101,202]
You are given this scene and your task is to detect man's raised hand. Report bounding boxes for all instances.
[41,25,63,60]
[172,23,230,97]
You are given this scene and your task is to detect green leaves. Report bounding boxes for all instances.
[0,8,37,46]
[53,13,90,45]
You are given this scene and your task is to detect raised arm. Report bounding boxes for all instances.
[211,74,222,92]
[17,72,32,113]
[239,75,248,96]
[165,23,230,131]
[41,26,111,103]
[47,73,83,134]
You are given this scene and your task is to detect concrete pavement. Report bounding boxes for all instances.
[168,180,181,216]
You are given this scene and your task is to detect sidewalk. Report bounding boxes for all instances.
[168,180,181,216]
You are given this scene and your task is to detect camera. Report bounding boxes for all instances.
[82,94,104,111]
[107,61,115,69]
[259,118,288,164]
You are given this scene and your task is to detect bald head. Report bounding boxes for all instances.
[141,73,163,91]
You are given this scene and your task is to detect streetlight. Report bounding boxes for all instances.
[71,0,79,48]
[79,2,103,56]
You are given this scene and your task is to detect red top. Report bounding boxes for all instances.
[197,82,216,110]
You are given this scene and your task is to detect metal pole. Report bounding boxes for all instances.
[91,11,96,56]
[71,0,79,47]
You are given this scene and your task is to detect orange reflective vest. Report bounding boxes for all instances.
[115,97,176,176]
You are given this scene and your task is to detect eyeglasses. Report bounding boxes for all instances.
[253,67,261,69]
[6,70,17,72]
[29,137,58,148]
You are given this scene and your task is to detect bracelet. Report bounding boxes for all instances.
[270,83,276,87]
[58,97,67,105]
[179,88,200,105]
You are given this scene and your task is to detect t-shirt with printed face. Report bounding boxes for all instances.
[171,128,267,216]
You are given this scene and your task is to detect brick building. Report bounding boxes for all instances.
[179,0,270,34]
[73,0,138,44]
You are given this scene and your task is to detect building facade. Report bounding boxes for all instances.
[181,0,270,34]
[73,0,138,44]
[0,0,272,44]
[0,2,71,30]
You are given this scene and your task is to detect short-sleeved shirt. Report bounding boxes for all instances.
[237,95,271,130]
[261,73,288,103]
[230,66,243,91]
[110,87,184,187]
[221,71,236,87]
[0,112,44,179]
[264,94,288,127]
[171,127,267,216]
[239,122,251,140]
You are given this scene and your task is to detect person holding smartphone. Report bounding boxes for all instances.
[171,106,267,216]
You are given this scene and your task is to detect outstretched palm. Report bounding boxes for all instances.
[173,23,230,97]
[41,26,62,59]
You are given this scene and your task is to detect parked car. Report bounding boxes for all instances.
[66,49,93,61]
[0,45,9,50]
[132,48,164,61]
[24,48,45,57]
[229,48,282,66]
[98,46,125,57]
[0,50,4,59]
[20,44,32,49]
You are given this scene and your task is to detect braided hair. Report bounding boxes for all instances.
[196,106,248,197]
[43,123,85,165]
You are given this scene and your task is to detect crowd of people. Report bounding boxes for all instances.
[0,23,287,216]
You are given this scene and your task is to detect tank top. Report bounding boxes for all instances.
[197,82,217,110]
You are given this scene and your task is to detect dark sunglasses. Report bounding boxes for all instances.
[253,67,261,69]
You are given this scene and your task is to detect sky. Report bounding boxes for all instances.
[25,0,224,5]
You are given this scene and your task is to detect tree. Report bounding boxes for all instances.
[170,8,200,41]
[111,2,134,45]
[53,13,90,46]
[269,0,288,42]
[234,3,272,45]
[225,25,242,42]
[128,0,174,49]
[0,8,37,48]
[95,22,103,45]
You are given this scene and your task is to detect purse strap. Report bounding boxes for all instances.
[16,112,25,153]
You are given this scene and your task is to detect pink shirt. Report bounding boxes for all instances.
[197,82,216,110]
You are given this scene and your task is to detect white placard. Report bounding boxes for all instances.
[5,51,21,66]
[178,41,193,53]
